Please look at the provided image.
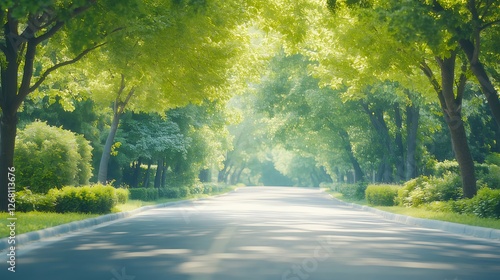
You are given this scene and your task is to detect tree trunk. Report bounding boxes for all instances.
[338,129,365,182]
[131,159,142,188]
[405,104,420,180]
[459,39,500,129]
[142,160,152,188]
[161,162,168,188]
[97,110,121,184]
[394,103,405,182]
[154,159,163,188]
[361,102,393,182]
[0,49,20,212]
[0,112,18,212]
[439,55,477,198]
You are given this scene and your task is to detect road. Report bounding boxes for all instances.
[2,186,500,280]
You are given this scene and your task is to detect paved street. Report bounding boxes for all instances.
[2,186,500,280]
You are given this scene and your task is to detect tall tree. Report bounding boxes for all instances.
[0,0,123,211]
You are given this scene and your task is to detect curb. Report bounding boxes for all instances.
[0,188,239,251]
[328,194,500,241]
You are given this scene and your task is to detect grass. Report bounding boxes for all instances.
[0,212,99,238]
[0,185,238,238]
[327,190,500,230]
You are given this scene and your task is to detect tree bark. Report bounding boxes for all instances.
[394,103,405,181]
[338,129,364,182]
[439,55,477,198]
[459,38,500,129]
[98,110,121,183]
[405,104,420,180]
[97,77,134,184]
[361,102,393,182]
[131,159,142,188]
[154,159,163,188]
[161,162,168,188]
[142,160,152,188]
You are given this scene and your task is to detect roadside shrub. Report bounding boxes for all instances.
[486,153,500,166]
[178,186,191,197]
[159,188,180,198]
[14,121,93,193]
[397,174,462,207]
[203,185,214,194]
[433,160,459,177]
[16,189,56,212]
[431,172,463,201]
[191,184,205,195]
[468,188,500,219]
[51,184,116,214]
[365,184,400,206]
[477,165,500,190]
[338,182,367,200]
[129,188,159,201]
[115,188,130,204]
[397,176,431,207]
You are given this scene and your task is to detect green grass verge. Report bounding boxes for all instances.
[0,212,100,238]
[0,185,238,238]
[327,190,500,230]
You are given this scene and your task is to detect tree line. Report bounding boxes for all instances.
[1,1,500,211]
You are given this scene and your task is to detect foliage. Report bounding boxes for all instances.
[47,184,117,214]
[477,164,500,190]
[450,188,500,219]
[334,182,367,201]
[16,189,57,212]
[129,188,159,201]
[159,188,181,199]
[365,184,400,206]
[397,173,462,207]
[14,121,93,193]
[115,188,130,204]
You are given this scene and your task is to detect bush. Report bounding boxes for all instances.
[159,188,181,198]
[365,184,400,206]
[486,153,500,166]
[477,165,500,190]
[51,184,117,214]
[431,172,463,201]
[337,182,367,200]
[468,188,500,219]
[14,121,93,193]
[397,176,432,207]
[178,186,191,197]
[129,188,159,201]
[191,184,205,195]
[433,160,459,177]
[115,188,130,204]
[397,174,462,207]
[16,189,56,212]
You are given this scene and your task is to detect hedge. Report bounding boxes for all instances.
[129,188,159,201]
[16,184,126,214]
[365,184,400,206]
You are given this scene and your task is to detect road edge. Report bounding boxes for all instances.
[326,193,500,241]
[0,188,240,251]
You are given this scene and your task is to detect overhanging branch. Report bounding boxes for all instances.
[26,42,106,95]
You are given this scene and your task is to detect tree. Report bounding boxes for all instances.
[0,0,126,211]
[311,0,479,197]
[88,0,249,183]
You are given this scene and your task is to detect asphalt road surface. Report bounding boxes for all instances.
[2,186,500,280]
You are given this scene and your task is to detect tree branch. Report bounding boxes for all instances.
[26,42,106,95]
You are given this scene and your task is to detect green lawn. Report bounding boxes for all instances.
[0,186,237,238]
[0,212,100,238]
[326,190,500,230]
